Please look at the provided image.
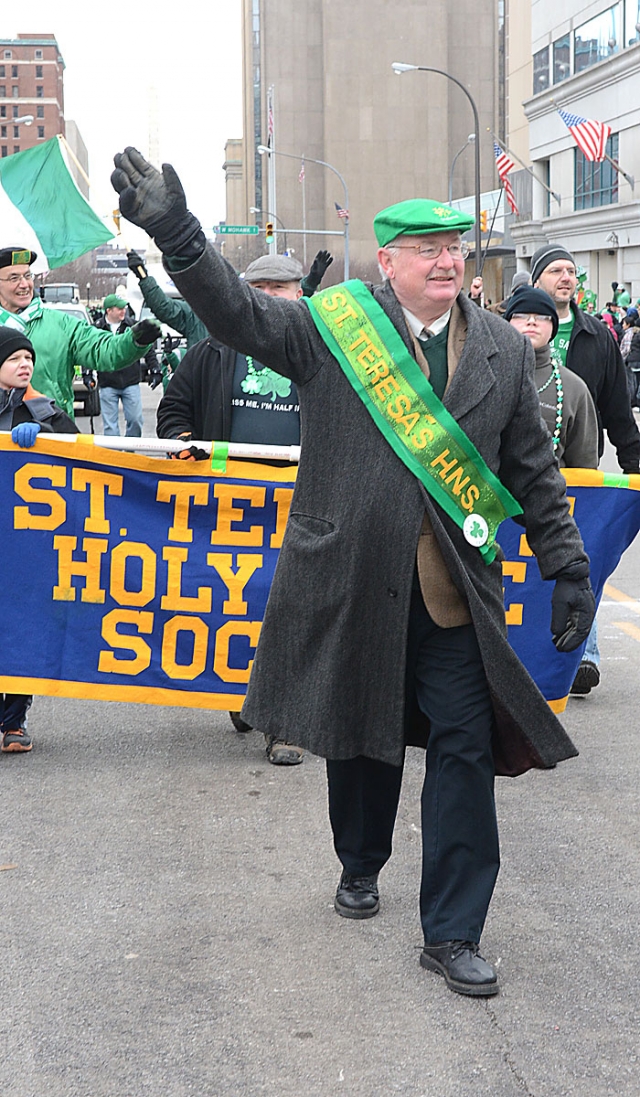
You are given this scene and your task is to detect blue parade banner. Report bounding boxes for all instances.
[501,468,640,712]
[0,437,296,711]
[0,440,638,714]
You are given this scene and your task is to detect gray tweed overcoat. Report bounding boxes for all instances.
[171,247,588,777]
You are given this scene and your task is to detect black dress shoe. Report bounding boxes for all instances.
[570,660,600,695]
[334,870,380,919]
[420,941,498,997]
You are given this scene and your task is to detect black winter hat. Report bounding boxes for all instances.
[503,286,559,340]
[530,244,575,286]
[0,325,36,368]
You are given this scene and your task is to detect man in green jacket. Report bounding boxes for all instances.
[0,247,159,417]
[126,248,334,349]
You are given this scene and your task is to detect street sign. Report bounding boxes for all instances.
[213,225,260,235]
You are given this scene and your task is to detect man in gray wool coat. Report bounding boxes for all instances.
[112,149,595,998]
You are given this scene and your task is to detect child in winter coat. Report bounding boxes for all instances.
[0,325,78,752]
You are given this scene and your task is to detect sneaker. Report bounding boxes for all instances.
[334,870,380,919]
[1,727,32,753]
[420,940,498,997]
[229,711,252,733]
[570,660,600,696]
[264,734,303,766]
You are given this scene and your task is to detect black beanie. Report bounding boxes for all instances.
[530,244,575,286]
[503,286,559,340]
[0,325,36,368]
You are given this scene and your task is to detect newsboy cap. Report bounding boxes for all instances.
[0,247,37,270]
[103,294,128,309]
[373,199,475,247]
[244,254,304,283]
[530,244,575,286]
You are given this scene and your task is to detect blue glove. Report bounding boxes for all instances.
[12,422,41,448]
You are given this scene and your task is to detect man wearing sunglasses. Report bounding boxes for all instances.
[112,151,594,998]
[0,247,159,418]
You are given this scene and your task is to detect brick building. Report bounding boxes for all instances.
[0,33,65,157]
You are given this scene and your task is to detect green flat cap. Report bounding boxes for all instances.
[374,199,475,247]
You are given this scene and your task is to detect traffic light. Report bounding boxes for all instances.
[265,221,274,244]
[480,210,488,233]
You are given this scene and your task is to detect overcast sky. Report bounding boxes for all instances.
[7,1,244,243]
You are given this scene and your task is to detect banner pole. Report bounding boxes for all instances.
[1,432,301,463]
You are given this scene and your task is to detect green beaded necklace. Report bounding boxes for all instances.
[537,349,564,452]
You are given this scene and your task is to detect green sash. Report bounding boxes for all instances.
[306,280,522,564]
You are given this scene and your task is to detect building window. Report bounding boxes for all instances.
[37,125,45,138]
[0,105,5,117]
[625,0,640,44]
[533,46,550,94]
[36,85,44,98]
[36,65,43,78]
[0,86,5,98]
[575,4,622,74]
[12,106,18,118]
[553,34,571,82]
[13,125,19,138]
[35,49,43,60]
[13,145,19,154]
[3,51,12,60]
[11,65,17,78]
[37,104,44,118]
[12,86,19,98]
[575,133,619,210]
[0,66,4,77]
[1,145,8,157]
[0,125,5,137]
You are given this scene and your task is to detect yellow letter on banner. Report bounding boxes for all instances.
[14,464,67,530]
[156,481,209,543]
[161,615,209,680]
[207,553,263,614]
[98,609,153,674]
[72,468,124,533]
[213,621,262,683]
[210,484,266,546]
[52,536,108,602]
[270,488,294,549]
[110,542,157,607]
[161,547,212,612]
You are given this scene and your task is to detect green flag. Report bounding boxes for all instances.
[0,136,114,269]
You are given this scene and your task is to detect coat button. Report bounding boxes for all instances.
[388,588,398,598]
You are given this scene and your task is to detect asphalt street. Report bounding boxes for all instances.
[2,388,640,1096]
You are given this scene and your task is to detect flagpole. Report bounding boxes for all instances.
[603,153,635,190]
[490,131,561,207]
[267,85,277,256]
[2,433,301,463]
[57,134,92,191]
[479,189,503,277]
[300,158,307,265]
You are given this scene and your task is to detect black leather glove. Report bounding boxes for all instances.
[81,369,97,391]
[112,147,205,259]
[168,433,208,462]
[306,250,333,290]
[550,563,595,653]
[127,250,147,279]
[131,318,161,347]
[622,466,640,475]
[147,370,163,391]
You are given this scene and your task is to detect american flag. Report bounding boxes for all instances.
[267,86,274,148]
[335,201,349,222]
[493,142,519,215]
[558,109,611,162]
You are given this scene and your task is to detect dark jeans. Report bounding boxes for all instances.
[327,575,499,944]
[0,693,32,732]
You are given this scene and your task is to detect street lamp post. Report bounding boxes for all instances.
[392,63,482,276]
[448,134,476,204]
[249,207,289,253]
[257,145,350,279]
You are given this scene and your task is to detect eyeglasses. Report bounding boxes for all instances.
[0,271,34,285]
[389,241,470,261]
[510,313,553,324]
